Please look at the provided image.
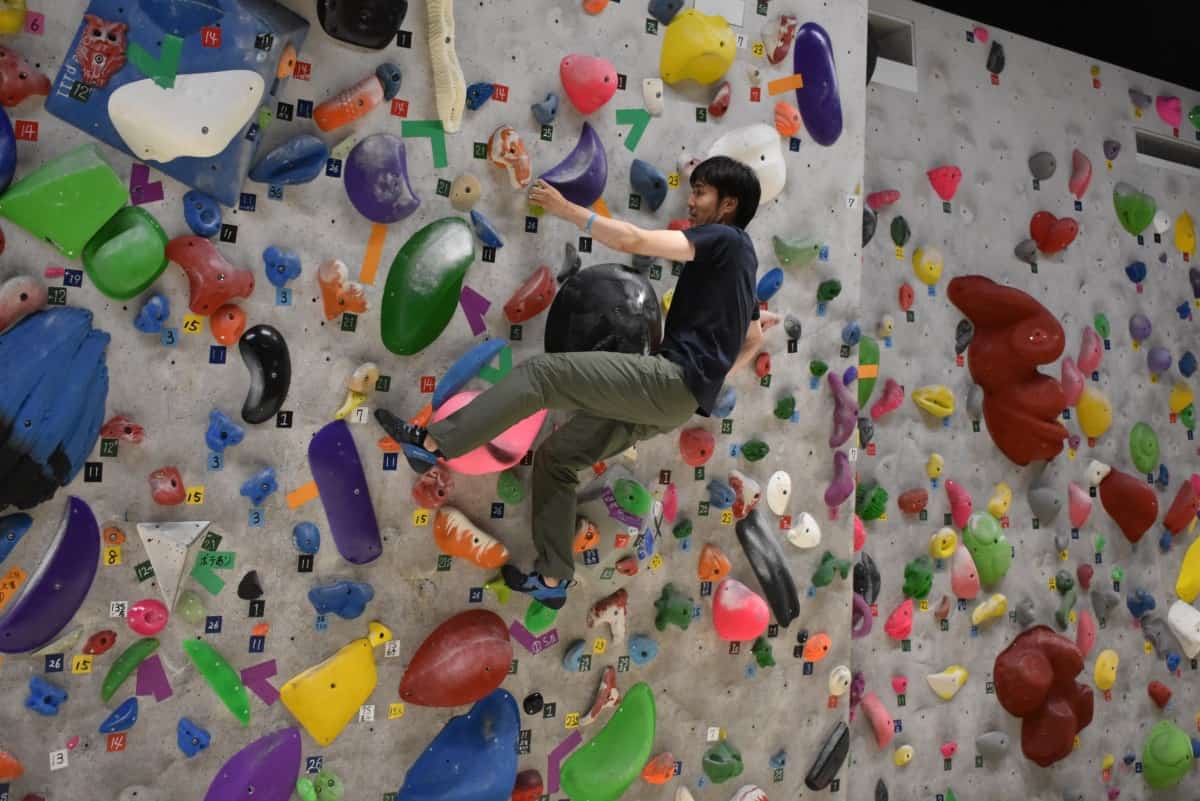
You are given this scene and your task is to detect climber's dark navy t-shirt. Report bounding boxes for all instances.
[659,223,759,417]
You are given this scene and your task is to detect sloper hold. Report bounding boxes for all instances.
[308,420,381,564]
[345,134,420,223]
[561,682,655,801]
[659,9,734,85]
[539,122,608,208]
[630,159,667,211]
[0,496,100,653]
[399,610,512,707]
[250,135,330,186]
[792,22,842,146]
[203,727,301,801]
[0,143,128,258]
[560,54,617,115]
[136,521,208,609]
[735,508,800,626]
[82,206,169,300]
[239,325,290,425]
[318,0,407,49]
[805,720,849,790]
[381,218,475,355]
[397,690,519,801]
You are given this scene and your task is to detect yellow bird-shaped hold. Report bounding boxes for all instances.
[929,527,958,560]
[926,453,945,480]
[912,385,955,418]
[1169,382,1195,415]
[911,246,944,286]
[971,594,1007,626]
[926,665,969,700]
[987,482,1012,518]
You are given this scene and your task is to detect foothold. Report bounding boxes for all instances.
[262,246,302,289]
[210,304,246,346]
[706,80,730,118]
[522,692,544,716]
[448,173,482,213]
[99,697,139,734]
[562,641,586,671]
[177,716,211,758]
[176,590,205,626]
[786,511,821,549]
[237,571,263,601]
[654,583,693,631]
[702,740,743,785]
[240,466,278,507]
[0,43,48,105]
[531,92,558,126]
[512,769,543,801]
[628,634,658,666]
[204,409,244,454]
[706,479,734,509]
[1054,588,1077,630]
[134,293,170,334]
[308,580,375,620]
[773,101,801,137]
[1028,151,1056,181]
[82,628,116,656]
[465,82,494,111]
[149,466,185,506]
[250,135,330,186]
[26,675,68,715]
[855,483,887,522]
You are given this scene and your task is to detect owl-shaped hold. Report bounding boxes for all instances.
[74,14,128,87]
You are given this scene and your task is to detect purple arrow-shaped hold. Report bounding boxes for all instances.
[240,659,279,706]
[129,163,164,205]
[459,285,491,336]
[135,653,173,701]
[546,730,583,794]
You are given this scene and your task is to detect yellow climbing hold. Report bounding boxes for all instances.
[929,527,957,560]
[911,246,944,286]
[1176,536,1200,603]
[926,665,968,700]
[1094,648,1119,691]
[1102,753,1115,771]
[662,287,674,313]
[1176,211,1196,255]
[1077,386,1112,439]
[280,621,393,746]
[912,385,955,418]
[971,593,1007,626]
[926,453,944,480]
[660,9,735,86]
[987,482,1012,518]
[893,745,914,766]
[1169,382,1194,415]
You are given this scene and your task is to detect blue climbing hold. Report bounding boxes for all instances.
[1158,464,1170,489]
[630,159,668,211]
[756,267,784,302]
[712,385,737,418]
[469,209,504,248]
[531,92,559,125]
[1126,588,1156,620]
[1125,261,1147,284]
[1181,351,1197,378]
[293,522,321,554]
[436,338,508,410]
[0,108,15,197]
[397,689,519,801]
[1160,531,1174,552]
[178,716,211,757]
[706,479,734,509]
[628,635,659,666]
[99,697,139,733]
[308,580,375,619]
[205,409,245,454]
[0,512,31,565]
[465,82,495,111]
[1166,651,1182,673]
[26,675,68,716]
[1178,302,1192,321]
[240,466,278,507]
[182,190,222,238]
[249,135,330,186]
[843,366,858,386]
[134,293,170,334]
[262,246,302,289]
[769,749,787,769]
[648,0,684,24]
[642,526,656,557]
[841,321,861,347]
[562,639,588,672]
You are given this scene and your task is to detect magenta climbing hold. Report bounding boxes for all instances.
[870,378,903,421]
[713,578,769,641]
[559,54,617,115]
[825,450,853,510]
[944,480,972,529]
[1156,95,1182,128]
[927,165,961,202]
[827,372,858,448]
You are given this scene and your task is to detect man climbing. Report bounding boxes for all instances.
[377,155,776,609]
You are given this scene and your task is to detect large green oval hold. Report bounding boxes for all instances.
[858,336,880,407]
[561,682,655,801]
[962,512,1012,587]
[1129,421,1159,475]
[82,206,168,299]
[380,217,475,355]
[1142,719,1193,789]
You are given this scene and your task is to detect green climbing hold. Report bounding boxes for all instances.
[1054,570,1074,594]
[1182,403,1196,431]
[772,235,821,268]
[613,478,651,518]
[1093,534,1107,553]
[82,206,168,299]
[812,551,851,588]
[297,770,343,801]
[484,574,511,604]
[0,143,128,258]
[672,519,693,539]
[1190,105,1200,130]
[752,636,775,668]
[962,513,1012,588]
[296,777,318,801]
[1054,588,1077,630]
[774,396,796,420]
[654,583,693,631]
[561,682,656,801]
[855,482,888,521]
[176,589,205,625]
[497,469,524,505]
[1112,183,1157,237]
[809,360,829,378]
[890,216,911,247]
[702,740,744,784]
[1130,422,1159,474]
[902,556,934,599]
[1093,313,1110,339]
[525,600,558,634]
[857,336,880,407]
[742,440,769,462]
[183,638,251,726]
[1142,719,1194,789]
[1110,566,1124,582]
[380,217,475,355]
[101,637,160,702]
[817,279,842,303]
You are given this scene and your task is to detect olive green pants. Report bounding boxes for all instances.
[428,351,699,580]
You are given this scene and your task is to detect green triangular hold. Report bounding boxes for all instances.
[127,34,184,89]
[477,344,513,384]
[615,108,651,152]
[0,144,128,257]
[525,600,558,633]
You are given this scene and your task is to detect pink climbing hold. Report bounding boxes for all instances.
[866,190,900,211]
[1077,326,1103,375]
[127,598,168,636]
[950,545,980,599]
[884,598,914,640]
[1156,95,1182,128]
[853,514,866,552]
[944,479,972,529]
[662,482,678,523]
[926,165,962,202]
[890,676,907,695]
[973,26,989,43]
[1068,482,1091,529]
[431,391,547,475]
[560,54,618,115]
[940,742,958,759]
[1075,609,1096,658]
[1069,149,1092,199]
[712,578,770,642]
[860,691,895,748]
[870,378,903,421]
[1060,357,1084,407]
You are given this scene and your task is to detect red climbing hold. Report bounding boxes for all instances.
[926,165,962,202]
[560,54,617,115]
[1148,680,1172,709]
[512,769,544,801]
[1163,474,1200,537]
[398,609,513,707]
[1029,211,1078,255]
[1098,466,1158,545]
[898,282,914,311]
[101,415,144,443]
[166,236,255,315]
[679,427,715,467]
[148,466,185,505]
[866,189,900,211]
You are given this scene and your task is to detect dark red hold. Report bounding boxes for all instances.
[1148,680,1172,708]
[83,629,117,656]
[615,556,639,576]
[1076,563,1093,591]
[512,769,544,801]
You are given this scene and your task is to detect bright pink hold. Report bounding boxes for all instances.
[853,514,866,552]
[1060,357,1083,407]
[945,479,972,529]
[973,26,989,43]
[712,578,770,642]
[127,598,169,636]
[1068,482,1092,529]
[1156,95,1182,128]
[559,54,617,115]
[663,482,678,523]
[1077,326,1103,375]
[890,676,908,694]
[940,742,958,759]
[927,165,962,202]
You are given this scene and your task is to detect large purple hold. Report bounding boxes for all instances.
[793,22,843,146]
[344,133,421,224]
[538,122,607,207]
[0,496,99,653]
[1129,313,1152,342]
[203,727,301,801]
[1147,346,1172,375]
[308,419,382,564]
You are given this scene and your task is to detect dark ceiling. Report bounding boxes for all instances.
[914,2,1200,92]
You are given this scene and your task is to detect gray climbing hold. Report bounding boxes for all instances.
[1027,461,1061,524]
[954,319,973,355]
[966,383,983,420]
[1103,139,1121,160]
[975,730,1009,760]
[875,778,888,801]
[1014,238,1039,266]
[1093,589,1120,620]
[1013,596,1036,627]
[1053,534,1070,554]
[857,416,874,448]
[1142,615,1174,657]
[854,551,881,604]
[630,159,668,211]
[784,314,802,340]
[1129,89,1152,110]
[1028,151,1056,180]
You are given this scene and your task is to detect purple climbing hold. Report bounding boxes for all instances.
[1147,346,1172,375]
[344,133,420,224]
[538,122,608,207]
[1129,313,1152,342]
[203,727,301,801]
[792,22,843,146]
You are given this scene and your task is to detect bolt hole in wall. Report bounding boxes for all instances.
[0,0,865,800]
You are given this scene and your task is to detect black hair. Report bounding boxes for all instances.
[689,155,761,229]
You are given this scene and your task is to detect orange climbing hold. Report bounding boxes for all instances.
[210,303,246,345]
[318,259,368,320]
[582,0,609,14]
[433,507,510,569]
[0,750,22,782]
[774,101,801,137]
[698,543,731,581]
[641,752,676,784]
[803,632,832,662]
[573,517,600,552]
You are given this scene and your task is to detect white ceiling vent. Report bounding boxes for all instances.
[1135,129,1200,179]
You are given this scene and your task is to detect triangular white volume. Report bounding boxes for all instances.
[137,522,210,609]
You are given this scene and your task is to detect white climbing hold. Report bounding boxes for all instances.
[785,511,821,549]
[925,665,968,700]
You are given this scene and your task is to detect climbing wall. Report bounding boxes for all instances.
[855,1,1200,798]
[0,1,866,800]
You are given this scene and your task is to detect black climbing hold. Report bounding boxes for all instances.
[237,570,263,600]
[805,720,849,791]
[853,551,881,604]
[523,692,544,716]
